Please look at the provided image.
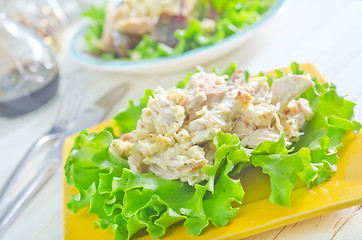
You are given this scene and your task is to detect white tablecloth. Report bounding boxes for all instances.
[1,0,362,239]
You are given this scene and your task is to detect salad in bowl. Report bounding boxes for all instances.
[71,0,284,72]
[64,62,360,239]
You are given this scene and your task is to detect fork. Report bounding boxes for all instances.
[0,78,86,208]
[0,138,64,236]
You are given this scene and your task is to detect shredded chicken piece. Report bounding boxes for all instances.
[201,18,216,34]
[98,0,196,51]
[112,70,314,185]
[270,74,314,108]
[110,139,133,159]
[247,76,271,104]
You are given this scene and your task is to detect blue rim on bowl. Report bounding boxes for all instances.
[71,0,285,69]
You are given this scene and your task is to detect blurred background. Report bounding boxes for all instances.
[1,0,362,239]
[0,0,101,118]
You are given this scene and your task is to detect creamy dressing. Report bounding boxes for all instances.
[112,70,314,185]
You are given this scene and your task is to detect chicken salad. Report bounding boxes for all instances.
[64,62,360,240]
[83,0,276,60]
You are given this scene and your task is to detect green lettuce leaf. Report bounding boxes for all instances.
[260,62,360,188]
[83,5,106,56]
[202,132,249,226]
[65,130,128,216]
[113,90,153,133]
[65,130,251,239]
[250,136,311,206]
[293,76,360,187]
[65,62,360,240]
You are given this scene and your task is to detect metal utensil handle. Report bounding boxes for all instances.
[0,133,59,208]
[0,159,58,237]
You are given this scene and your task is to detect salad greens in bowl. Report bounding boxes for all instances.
[70,0,285,73]
[64,62,360,240]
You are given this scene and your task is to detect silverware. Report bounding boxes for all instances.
[0,139,64,237]
[0,82,129,236]
[72,82,130,133]
[0,78,86,209]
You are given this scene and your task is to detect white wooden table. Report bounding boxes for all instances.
[1,0,362,239]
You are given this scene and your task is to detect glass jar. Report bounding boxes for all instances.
[0,1,59,118]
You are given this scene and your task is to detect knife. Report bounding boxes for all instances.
[0,82,129,236]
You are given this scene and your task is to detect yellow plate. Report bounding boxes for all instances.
[63,63,362,240]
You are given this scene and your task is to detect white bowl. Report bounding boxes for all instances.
[70,0,285,74]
